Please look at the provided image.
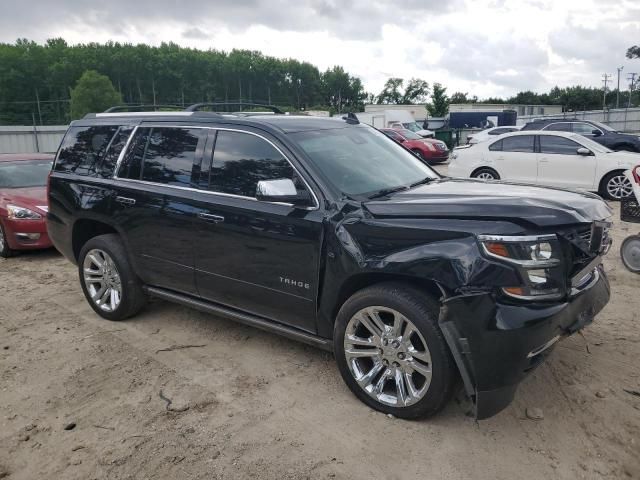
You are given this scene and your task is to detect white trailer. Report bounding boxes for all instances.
[355,110,434,137]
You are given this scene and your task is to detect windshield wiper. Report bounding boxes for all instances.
[367,185,410,199]
[409,176,437,188]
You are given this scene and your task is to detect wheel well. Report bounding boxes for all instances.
[471,166,498,177]
[331,273,444,321]
[72,219,118,260]
[598,169,626,193]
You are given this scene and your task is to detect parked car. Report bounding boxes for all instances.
[466,125,523,145]
[521,119,640,152]
[49,108,612,420]
[0,153,54,257]
[450,131,637,200]
[380,128,449,163]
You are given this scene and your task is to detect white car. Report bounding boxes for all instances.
[449,131,638,200]
[466,125,523,145]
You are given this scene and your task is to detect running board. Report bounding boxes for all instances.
[144,286,333,352]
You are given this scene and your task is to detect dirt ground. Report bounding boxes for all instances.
[1,186,640,479]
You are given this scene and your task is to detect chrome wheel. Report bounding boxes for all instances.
[344,307,432,407]
[476,172,495,180]
[0,224,5,252]
[606,175,633,199]
[83,249,122,312]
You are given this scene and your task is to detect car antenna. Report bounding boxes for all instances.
[343,112,360,125]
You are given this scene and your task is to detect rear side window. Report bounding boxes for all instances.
[55,126,119,175]
[118,127,204,186]
[545,123,571,132]
[489,139,503,151]
[209,131,294,198]
[501,135,535,153]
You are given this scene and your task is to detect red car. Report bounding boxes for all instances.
[381,128,449,164]
[0,153,54,257]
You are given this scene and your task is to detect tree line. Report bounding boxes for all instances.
[0,38,367,124]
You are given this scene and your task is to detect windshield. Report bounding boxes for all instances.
[402,122,422,133]
[569,134,613,153]
[398,129,422,140]
[589,121,616,132]
[291,126,437,197]
[0,160,53,188]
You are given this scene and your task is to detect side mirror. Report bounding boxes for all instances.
[577,147,592,156]
[256,178,311,206]
[592,129,602,137]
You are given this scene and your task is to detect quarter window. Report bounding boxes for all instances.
[55,126,119,175]
[209,131,295,198]
[99,126,133,177]
[539,136,582,155]
[488,139,503,151]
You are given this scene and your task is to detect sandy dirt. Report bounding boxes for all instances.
[1,188,639,479]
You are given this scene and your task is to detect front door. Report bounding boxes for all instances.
[192,128,323,333]
[536,134,597,190]
[112,125,206,295]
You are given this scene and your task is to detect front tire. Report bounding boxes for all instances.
[411,149,427,163]
[0,223,14,258]
[621,235,640,273]
[334,282,456,419]
[78,234,146,321]
[600,171,633,200]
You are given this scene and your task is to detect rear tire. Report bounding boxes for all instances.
[78,234,146,321]
[0,223,14,258]
[621,235,640,273]
[600,171,633,200]
[471,167,500,180]
[334,282,456,419]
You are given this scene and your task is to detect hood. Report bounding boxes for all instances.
[417,129,434,137]
[363,178,612,228]
[0,186,48,213]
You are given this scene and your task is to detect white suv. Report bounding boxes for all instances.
[449,131,638,199]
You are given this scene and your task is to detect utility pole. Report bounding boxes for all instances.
[602,73,611,110]
[616,66,624,109]
[628,73,638,108]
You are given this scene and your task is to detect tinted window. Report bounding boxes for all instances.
[382,130,403,142]
[210,131,294,198]
[141,128,203,186]
[55,126,119,175]
[99,126,133,177]
[488,128,512,135]
[539,136,582,155]
[488,139,503,151]
[545,123,571,132]
[119,128,149,180]
[573,123,599,135]
[0,160,53,188]
[501,135,535,153]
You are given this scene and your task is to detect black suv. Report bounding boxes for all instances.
[48,105,613,420]
[521,118,640,152]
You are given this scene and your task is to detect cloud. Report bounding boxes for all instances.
[0,0,638,98]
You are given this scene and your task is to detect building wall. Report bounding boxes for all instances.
[364,104,428,121]
[0,125,67,154]
[449,103,564,116]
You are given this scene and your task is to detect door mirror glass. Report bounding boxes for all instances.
[256,179,311,206]
[576,147,592,156]
[592,129,602,136]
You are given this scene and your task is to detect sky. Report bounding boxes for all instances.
[1,0,639,99]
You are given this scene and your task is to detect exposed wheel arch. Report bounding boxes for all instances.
[471,167,500,180]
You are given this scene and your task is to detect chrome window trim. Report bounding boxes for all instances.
[112,124,320,211]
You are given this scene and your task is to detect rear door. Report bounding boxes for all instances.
[191,127,323,333]
[536,134,597,190]
[489,135,537,183]
[112,125,206,295]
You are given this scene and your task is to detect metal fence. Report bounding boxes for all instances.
[516,107,640,133]
[0,125,67,154]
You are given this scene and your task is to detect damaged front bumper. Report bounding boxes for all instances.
[439,263,610,420]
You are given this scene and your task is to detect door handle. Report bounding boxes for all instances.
[197,212,225,224]
[539,158,549,163]
[115,196,136,206]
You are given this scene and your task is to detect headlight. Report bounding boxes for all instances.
[478,234,565,300]
[7,204,42,220]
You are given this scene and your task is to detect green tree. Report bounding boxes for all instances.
[70,70,122,118]
[376,77,429,104]
[426,83,448,117]
[627,45,640,59]
[401,78,429,104]
[376,77,404,104]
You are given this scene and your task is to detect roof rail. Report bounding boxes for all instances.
[104,104,183,113]
[185,102,284,114]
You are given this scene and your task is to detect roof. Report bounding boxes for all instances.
[76,111,354,134]
[0,153,55,162]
